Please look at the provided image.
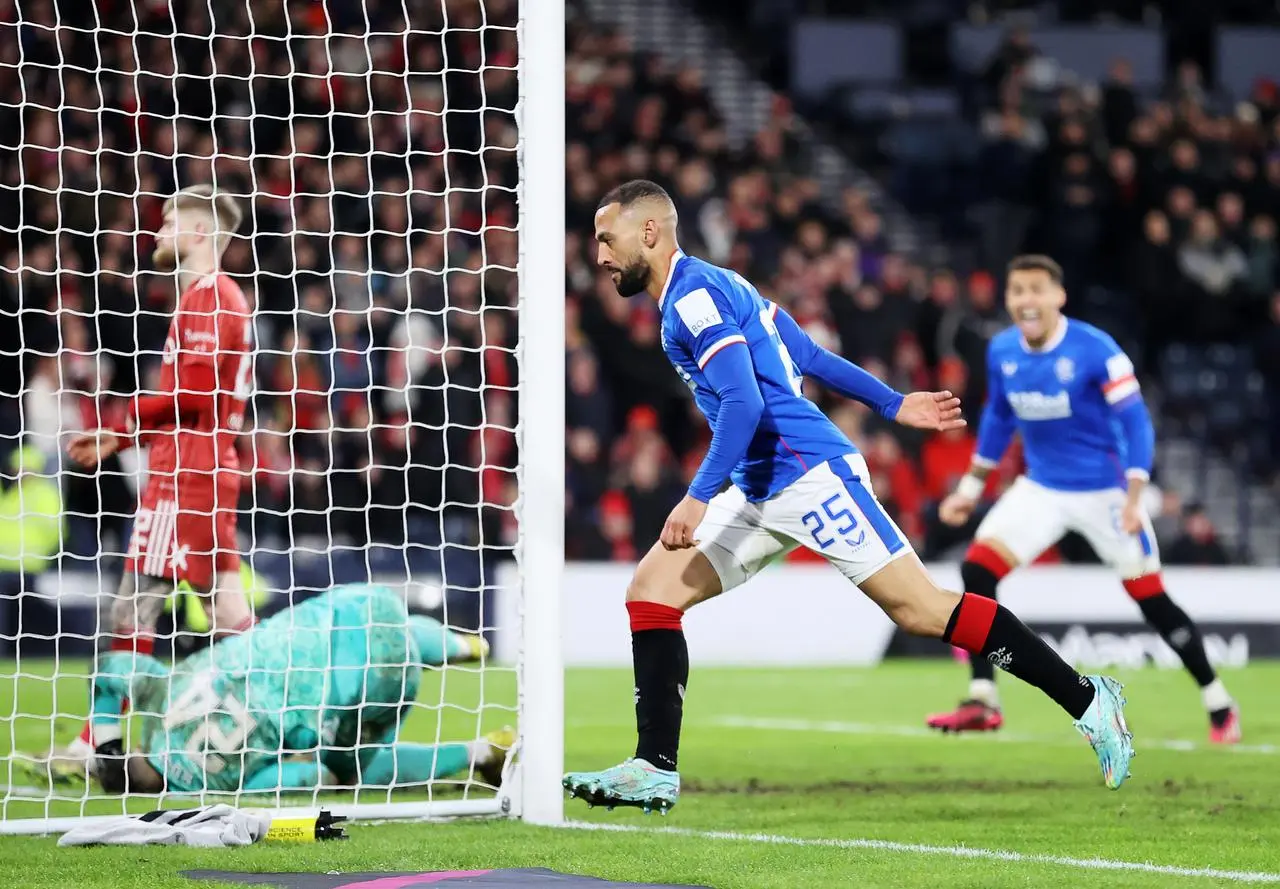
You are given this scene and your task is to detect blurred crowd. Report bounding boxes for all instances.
[970,38,1280,359]
[562,19,1028,561]
[562,17,1254,564]
[1,0,521,557]
[0,0,1247,569]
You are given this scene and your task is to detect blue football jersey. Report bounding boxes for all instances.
[978,318,1146,491]
[658,252,856,501]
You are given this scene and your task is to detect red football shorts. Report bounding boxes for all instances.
[124,480,241,591]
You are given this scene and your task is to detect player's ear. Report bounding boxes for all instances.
[642,217,658,249]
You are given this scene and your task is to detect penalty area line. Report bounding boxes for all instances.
[560,821,1280,883]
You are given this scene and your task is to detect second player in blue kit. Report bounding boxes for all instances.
[929,255,1239,742]
[563,181,1137,815]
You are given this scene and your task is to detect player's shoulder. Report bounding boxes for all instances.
[986,325,1022,355]
[1063,318,1125,358]
[664,254,757,335]
[184,273,249,311]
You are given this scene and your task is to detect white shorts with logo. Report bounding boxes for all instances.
[695,454,913,591]
[974,476,1161,579]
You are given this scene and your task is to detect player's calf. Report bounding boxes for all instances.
[927,541,1017,728]
[861,558,1096,721]
[1123,573,1237,739]
[863,558,1133,787]
[564,545,719,811]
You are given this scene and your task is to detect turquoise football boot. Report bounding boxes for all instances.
[563,758,680,814]
[1074,675,1135,789]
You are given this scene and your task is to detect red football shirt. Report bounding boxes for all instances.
[143,273,252,491]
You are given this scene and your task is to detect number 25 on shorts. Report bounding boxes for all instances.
[801,493,865,550]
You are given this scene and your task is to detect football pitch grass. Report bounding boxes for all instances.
[2,660,1280,888]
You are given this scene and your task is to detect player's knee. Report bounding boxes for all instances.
[1121,571,1164,602]
[108,597,141,635]
[962,542,1013,587]
[885,587,960,638]
[888,603,947,638]
[625,548,720,611]
[625,571,668,606]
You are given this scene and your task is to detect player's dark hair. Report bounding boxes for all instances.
[597,179,673,211]
[1007,254,1064,284]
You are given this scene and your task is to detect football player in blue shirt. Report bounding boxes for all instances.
[929,254,1239,742]
[563,182,1135,815]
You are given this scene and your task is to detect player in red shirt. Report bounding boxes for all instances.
[62,185,257,770]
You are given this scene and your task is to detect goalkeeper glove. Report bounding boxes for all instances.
[95,739,127,794]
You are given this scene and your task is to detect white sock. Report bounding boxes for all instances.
[969,679,999,708]
[1201,678,1233,712]
[466,739,492,766]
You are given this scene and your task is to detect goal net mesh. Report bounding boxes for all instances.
[0,0,523,824]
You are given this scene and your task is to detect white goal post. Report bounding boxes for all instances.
[0,0,564,832]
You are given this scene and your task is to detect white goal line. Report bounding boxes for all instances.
[560,822,1280,884]
[704,716,1280,756]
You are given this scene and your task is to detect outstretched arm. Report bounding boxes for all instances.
[772,304,964,431]
[1099,352,1154,534]
[938,344,1015,526]
[770,304,903,417]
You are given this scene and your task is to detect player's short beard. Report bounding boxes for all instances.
[152,244,177,272]
[613,256,651,298]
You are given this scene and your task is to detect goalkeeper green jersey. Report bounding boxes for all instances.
[92,584,421,793]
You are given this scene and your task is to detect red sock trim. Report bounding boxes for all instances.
[964,543,1013,580]
[950,592,998,654]
[111,632,155,655]
[627,600,684,632]
[1123,573,1165,601]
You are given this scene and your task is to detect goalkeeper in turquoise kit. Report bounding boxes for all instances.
[89,583,509,794]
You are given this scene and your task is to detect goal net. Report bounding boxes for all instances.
[0,0,564,832]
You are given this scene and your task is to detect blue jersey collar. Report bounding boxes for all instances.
[1020,316,1068,353]
[657,249,686,308]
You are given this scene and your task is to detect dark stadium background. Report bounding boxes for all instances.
[0,0,1278,653]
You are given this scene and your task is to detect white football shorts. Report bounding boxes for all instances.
[974,475,1161,579]
[695,453,914,592]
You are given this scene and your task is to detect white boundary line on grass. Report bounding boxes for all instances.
[707,716,1280,755]
[561,821,1280,884]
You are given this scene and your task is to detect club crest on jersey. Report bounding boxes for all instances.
[1001,361,1017,376]
[1054,357,1075,383]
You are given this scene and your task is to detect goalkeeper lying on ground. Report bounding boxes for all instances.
[85,582,510,794]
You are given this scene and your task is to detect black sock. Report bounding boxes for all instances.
[628,602,688,771]
[945,593,1096,720]
[1137,592,1217,687]
[960,560,1000,684]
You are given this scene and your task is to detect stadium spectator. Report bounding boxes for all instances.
[1165,503,1233,566]
[0,0,523,573]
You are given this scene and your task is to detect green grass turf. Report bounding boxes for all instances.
[1,660,1280,888]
